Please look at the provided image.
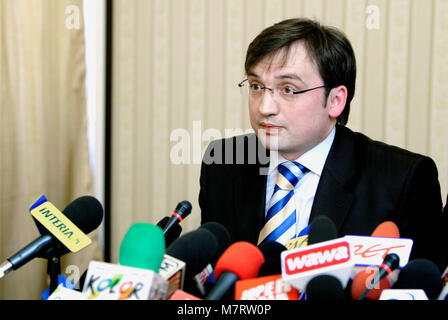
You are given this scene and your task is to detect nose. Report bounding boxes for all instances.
[257,89,280,117]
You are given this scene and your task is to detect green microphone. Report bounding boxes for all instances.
[119,223,166,272]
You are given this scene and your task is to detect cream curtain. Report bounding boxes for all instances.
[0,0,102,299]
[110,0,448,263]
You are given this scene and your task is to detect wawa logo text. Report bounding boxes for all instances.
[284,241,350,275]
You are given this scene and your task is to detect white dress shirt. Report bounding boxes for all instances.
[264,126,336,237]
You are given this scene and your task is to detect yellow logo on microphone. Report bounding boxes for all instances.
[284,235,308,250]
[30,201,91,252]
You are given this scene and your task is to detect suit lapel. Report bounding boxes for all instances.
[310,125,356,234]
[233,165,267,243]
[232,134,269,244]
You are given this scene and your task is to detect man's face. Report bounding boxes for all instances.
[248,41,339,161]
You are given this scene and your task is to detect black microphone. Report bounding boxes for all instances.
[358,253,400,300]
[163,200,192,235]
[307,215,338,245]
[166,227,218,296]
[306,274,345,301]
[157,216,182,247]
[392,259,442,300]
[199,222,232,267]
[257,241,286,277]
[0,196,103,278]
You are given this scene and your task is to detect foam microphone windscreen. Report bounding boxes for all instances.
[63,195,104,234]
[199,222,231,265]
[371,221,400,238]
[257,241,286,277]
[351,267,391,300]
[306,275,345,301]
[166,228,218,278]
[214,242,265,280]
[392,259,442,300]
[307,215,338,245]
[119,223,166,272]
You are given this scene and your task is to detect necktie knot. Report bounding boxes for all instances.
[275,161,309,191]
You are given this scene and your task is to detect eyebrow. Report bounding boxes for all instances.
[276,73,305,84]
[247,71,306,84]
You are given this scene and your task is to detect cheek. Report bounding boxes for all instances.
[248,103,258,125]
[283,106,321,136]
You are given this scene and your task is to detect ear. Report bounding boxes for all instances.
[326,85,347,119]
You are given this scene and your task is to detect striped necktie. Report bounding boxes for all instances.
[257,161,309,245]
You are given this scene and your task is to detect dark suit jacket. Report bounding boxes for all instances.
[199,125,448,271]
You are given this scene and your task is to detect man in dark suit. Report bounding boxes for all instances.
[199,18,448,271]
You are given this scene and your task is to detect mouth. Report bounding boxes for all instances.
[259,122,284,134]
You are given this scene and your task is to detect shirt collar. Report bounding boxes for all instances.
[268,126,336,177]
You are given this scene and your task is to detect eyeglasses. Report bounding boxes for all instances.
[238,78,327,102]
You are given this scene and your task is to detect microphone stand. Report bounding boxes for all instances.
[43,241,65,296]
[47,255,61,295]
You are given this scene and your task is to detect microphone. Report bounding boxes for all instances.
[350,221,402,300]
[305,275,345,301]
[281,238,354,292]
[357,253,400,300]
[82,223,168,300]
[188,222,232,295]
[307,215,338,245]
[235,274,299,300]
[257,241,286,277]
[166,228,218,296]
[346,221,412,279]
[75,221,169,292]
[283,215,336,250]
[119,223,166,272]
[351,266,391,300]
[281,215,354,293]
[82,260,168,300]
[205,241,265,300]
[371,221,400,238]
[162,223,230,299]
[199,222,232,267]
[235,241,293,300]
[157,216,182,247]
[163,201,192,235]
[392,259,442,300]
[0,195,103,278]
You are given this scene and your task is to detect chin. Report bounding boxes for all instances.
[257,130,282,151]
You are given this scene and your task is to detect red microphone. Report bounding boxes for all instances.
[351,267,391,300]
[371,221,400,238]
[235,274,299,300]
[351,221,400,300]
[205,242,265,300]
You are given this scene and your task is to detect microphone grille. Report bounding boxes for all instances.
[166,228,218,277]
[306,275,345,301]
[308,215,337,245]
[214,241,265,280]
[392,259,442,300]
[63,195,104,234]
[371,221,400,238]
[119,223,166,272]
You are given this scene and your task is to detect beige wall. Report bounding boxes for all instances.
[111,0,448,262]
[0,0,102,299]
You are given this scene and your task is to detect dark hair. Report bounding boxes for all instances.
[245,18,356,126]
